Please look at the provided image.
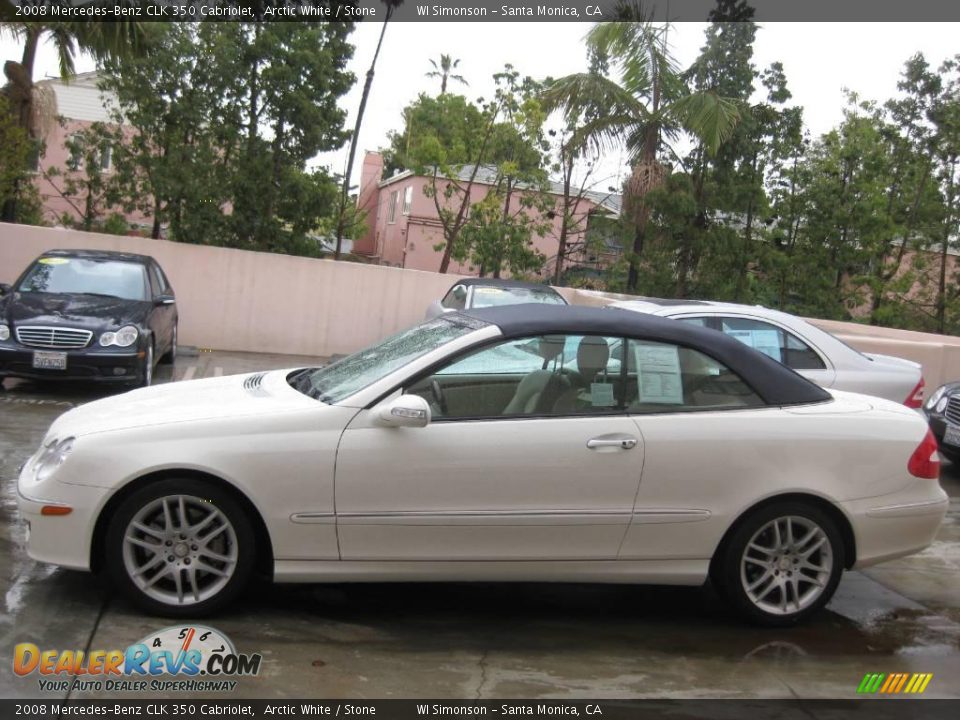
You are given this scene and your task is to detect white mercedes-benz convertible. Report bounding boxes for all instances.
[17,305,948,625]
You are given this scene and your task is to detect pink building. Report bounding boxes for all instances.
[30,72,151,232]
[355,151,623,278]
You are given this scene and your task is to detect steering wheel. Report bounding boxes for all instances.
[430,379,449,415]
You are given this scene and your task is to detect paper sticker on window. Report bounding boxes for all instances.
[590,382,616,407]
[634,342,683,404]
[38,257,69,265]
[726,329,782,362]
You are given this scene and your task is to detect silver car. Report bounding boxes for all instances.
[611,298,924,407]
[426,279,567,320]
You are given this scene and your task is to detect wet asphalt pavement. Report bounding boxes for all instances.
[1,351,959,700]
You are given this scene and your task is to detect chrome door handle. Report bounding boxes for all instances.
[586,436,638,450]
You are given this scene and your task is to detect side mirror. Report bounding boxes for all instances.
[0,283,11,296]
[155,294,175,306]
[377,394,431,428]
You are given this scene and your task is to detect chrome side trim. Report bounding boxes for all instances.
[630,509,711,524]
[337,510,631,527]
[866,498,950,518]
[290,512,336,524]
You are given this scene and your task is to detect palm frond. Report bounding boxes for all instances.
[666,91,742,155]
[541,72,647,123]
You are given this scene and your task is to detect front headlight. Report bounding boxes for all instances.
[99,325,139,348]
[0,323,9,341]
[33,437,75,483]
[926,385,947,410]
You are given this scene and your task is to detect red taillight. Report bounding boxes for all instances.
[907,429,940,479]
[904,378,925,408]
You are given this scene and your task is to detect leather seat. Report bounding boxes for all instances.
[552,337,612,412]
[502,336,569,415]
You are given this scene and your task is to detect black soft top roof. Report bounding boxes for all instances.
[459,304,831,407]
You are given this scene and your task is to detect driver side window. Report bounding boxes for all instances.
[405,334,622,420]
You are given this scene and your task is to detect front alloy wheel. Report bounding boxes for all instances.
[138,342,154,387]
[714,502,843,626]
[105,479,255,616]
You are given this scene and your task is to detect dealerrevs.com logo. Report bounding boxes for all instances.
[14,625,262,693]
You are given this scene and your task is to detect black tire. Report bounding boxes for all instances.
[940,447,960,466]
[712,501,845,627]
[160,324,177,365]
[135,341,154,388]
[104,478,256,617]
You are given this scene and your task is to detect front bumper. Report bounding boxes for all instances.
[17,459,108,571]
[0,344,143,383]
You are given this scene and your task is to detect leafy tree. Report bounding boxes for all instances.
[385,67,553,274]
[426,54,468,94]
[40,122,124,231]
[97,20,356,254]
[541,1,741,291]
[0,95,31,208]
[0,5,151,221]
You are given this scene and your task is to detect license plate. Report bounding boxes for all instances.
[944,424,960,448]
[32,350,67,370]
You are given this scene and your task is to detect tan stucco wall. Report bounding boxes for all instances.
[0,224,459,357]
[2,224,959,391]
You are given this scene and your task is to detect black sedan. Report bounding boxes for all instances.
[0,249,178,387]
[924,381,960,464]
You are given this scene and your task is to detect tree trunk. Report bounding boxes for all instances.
[335,7,394,260]
[1,29,41,223]
[936,157,956,334]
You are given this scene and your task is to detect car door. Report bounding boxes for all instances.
[671,313,837,389]
[147,262,175,354]
[614,338,774,561]
[334,333,644,561]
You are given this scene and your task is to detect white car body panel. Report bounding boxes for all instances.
[610,301,922,405]
[336,410,644,560]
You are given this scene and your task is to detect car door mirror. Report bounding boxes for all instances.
[154,294,175,306]
[0,283,10,296]
[377,395,431,428]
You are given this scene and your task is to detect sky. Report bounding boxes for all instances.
[3,21,959,195]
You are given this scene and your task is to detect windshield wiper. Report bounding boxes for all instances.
[79,292,124,299]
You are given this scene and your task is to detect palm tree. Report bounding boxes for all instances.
[334,0,406,260]
[426,54,468,94]
[541,3,741,291]
[0,5,150,221]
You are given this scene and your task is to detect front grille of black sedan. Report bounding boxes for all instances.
[15,325,93,349]
[946,396,960,426]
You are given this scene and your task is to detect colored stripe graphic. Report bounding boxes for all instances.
[857,672,932,694]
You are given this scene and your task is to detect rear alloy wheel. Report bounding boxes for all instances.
[715,502,844,626]
[105,479,255,616]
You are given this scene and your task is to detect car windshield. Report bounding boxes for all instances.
[292,314,488,403]
[470,286,565,309]
[17,258,149,301]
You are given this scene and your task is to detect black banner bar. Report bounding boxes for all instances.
[6,0,960,23]
[4,700,960,720]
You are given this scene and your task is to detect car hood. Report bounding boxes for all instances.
[2,291,150,330]
[45,369,320,439]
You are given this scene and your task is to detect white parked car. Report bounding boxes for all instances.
[18,306,947,625]
[610,298,925,407]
